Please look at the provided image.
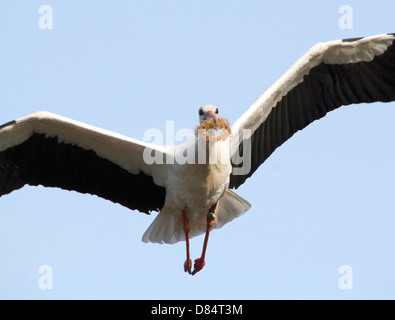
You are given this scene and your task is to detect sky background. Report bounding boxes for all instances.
[0,0,394,299]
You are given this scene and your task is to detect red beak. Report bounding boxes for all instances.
[204,111,217,122]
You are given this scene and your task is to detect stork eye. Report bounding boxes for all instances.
[199,109,204,116]
[215,108,219,114]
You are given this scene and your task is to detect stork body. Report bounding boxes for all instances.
[141,106,250,274]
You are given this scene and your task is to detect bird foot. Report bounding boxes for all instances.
[184,259,192,274]
[191,258,206,275]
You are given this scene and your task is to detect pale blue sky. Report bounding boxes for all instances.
[0,0,394,299]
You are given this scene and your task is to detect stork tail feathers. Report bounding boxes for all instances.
[141,189,251,244]
[215,189,251,229]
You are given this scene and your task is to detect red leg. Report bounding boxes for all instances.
[182,209,192,274]
[192,202,217,275]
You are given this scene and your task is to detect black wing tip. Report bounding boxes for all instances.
[342,36,364,43]
[0,120,16,131]
[342,33,395,43]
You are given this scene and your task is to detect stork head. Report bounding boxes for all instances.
[198,105,219,124]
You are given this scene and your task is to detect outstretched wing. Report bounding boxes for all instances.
[230,33,395,188]
[0,111,167,213]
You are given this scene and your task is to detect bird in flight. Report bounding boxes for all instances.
[0,33,394,275]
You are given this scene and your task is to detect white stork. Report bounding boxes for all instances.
[1,33,394,275]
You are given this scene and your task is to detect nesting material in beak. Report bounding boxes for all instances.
[195,118,231,142]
